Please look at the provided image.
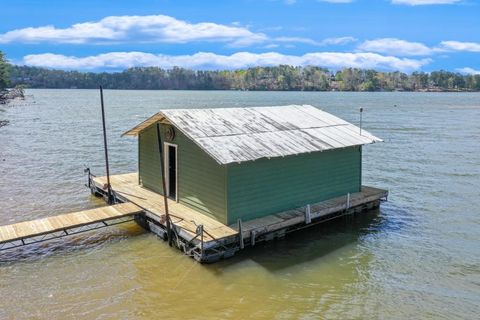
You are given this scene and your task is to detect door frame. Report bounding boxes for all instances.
[164,142,178,202]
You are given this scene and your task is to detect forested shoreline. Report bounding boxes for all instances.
[8,65,480,92]
[1,47,479,93]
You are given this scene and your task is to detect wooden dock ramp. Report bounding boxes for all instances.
[0,202,143,251]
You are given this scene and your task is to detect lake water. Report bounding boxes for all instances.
[0,89,479,319]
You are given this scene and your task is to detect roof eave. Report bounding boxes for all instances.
[220,139,381,165]
[121,113,170,137]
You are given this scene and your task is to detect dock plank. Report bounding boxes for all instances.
[0,202,143,244]
[93,173,238,242]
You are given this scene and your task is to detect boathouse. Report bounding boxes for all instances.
[123,105,381,225]
[0,104,386,262]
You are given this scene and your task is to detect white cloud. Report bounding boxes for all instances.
[439,41,480,52]
[258,26,283,32]
[392,0,460,5]
[21,51,430,72]
[275,37,322,46]
[358,38,433,56]
[275,36,356,46]
[0,15,267,47]
[321,36,357,45]
[358,38,480,56]
[263,44,280,49]
[0,13,355,49]
[456,67,480,75]
[318,0,353,3]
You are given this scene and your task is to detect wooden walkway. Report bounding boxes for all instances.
[93,173,238,243]
[89,172,387,262]
[0,202,143,246]
[236,186,388,238]
[93,173,387,248]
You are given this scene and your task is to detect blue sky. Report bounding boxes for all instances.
[1,0,479,73]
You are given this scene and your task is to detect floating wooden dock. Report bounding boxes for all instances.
[0,202,143,251]
[91,172,388,263]
[92,173,238,243]
[0,171,387,261]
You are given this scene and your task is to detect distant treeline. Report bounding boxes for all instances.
[8,64,480,91]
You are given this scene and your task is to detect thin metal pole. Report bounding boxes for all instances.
[99,86,112,204]
[156,123,172,246]
[200,224,204,257]
[359,107,363,136]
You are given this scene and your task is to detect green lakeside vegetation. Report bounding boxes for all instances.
[10,65,480,91]
[0,51,10,126]
[2,52,480,92]
[0,51,23,109]
[0,51,9,90]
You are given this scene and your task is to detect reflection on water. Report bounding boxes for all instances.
[219,209,383,272]
[1,90,479,319]
[0,221,146,264]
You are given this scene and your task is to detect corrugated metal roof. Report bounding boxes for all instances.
[123,105,382,165]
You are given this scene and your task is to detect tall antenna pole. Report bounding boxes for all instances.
[359,107,363,136]
[156,123,172,246]
[99,86,113,204]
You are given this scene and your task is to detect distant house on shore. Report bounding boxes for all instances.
[122,105,381,225]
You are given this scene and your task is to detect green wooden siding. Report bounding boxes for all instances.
[138,125,163,194]
[138,123,228,224]
[226,146,362,224]
[139,123,362,226]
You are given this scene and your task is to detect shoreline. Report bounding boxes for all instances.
[0,87,25,128]
[15,87,480,92]
[0,87,25,104]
